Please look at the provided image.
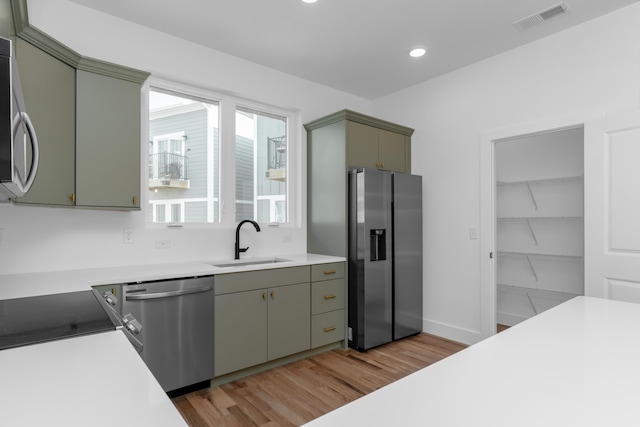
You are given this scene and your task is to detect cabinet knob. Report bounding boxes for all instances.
[70,193,76,203]
[270,291,275,299]
[324,294,337,300]
[262,292,266,301]
[324,326,336,333]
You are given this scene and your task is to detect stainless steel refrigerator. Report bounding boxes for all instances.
[348,168,423,351]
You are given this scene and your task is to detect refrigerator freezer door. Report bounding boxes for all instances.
[393,172,423,340]
[349,168,393,350]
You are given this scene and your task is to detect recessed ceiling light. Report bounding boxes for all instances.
[302,0,317,3]
[409,48,426,58]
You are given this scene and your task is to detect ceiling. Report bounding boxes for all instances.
[67,0,638,100]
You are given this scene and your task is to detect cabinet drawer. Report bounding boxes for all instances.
[311,279,345,315]
[215,266,310,295]
[312,310,345,348]
[311,262,345,282]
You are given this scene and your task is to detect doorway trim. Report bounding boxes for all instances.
[479,110,602,340]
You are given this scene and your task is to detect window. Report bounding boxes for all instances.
[235,107,287,223]
[147,83,296,226]
[148,88,219,223]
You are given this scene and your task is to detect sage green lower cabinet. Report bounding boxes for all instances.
[267,283,311,360]
[310,262,346,349]
[214,263,346,379]
[214,266,311,377]
[214,289,268,376]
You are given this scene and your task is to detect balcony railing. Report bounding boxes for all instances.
[266,135,286,182]
[149,153,189,189]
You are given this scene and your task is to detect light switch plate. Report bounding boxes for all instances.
[469,227,479,240]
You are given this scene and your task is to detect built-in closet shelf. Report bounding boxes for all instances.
[497,217,583,221]
[497,252,583,295]
[496,175,583,186]
[497,284,579,326]
[497,176,583,218]
[497,251,583,260]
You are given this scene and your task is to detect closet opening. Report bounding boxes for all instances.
[494,126,584,330]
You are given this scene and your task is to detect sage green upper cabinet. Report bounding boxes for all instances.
[305,110,414,257]
[346,120,408,172]
[14,38,75,206]
[9,0,149,210]
[0,0,14,38]
[75,70,141,209]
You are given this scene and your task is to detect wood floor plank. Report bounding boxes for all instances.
[173,333,466,426]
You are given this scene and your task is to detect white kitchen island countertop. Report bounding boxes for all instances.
[0,330,187,427]
[304,296,640,427]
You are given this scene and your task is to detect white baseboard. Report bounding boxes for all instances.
[422,318,483,346]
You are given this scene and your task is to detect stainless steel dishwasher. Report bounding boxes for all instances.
[122,276,214,392]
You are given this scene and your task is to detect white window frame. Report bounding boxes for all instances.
[143,77,300,229]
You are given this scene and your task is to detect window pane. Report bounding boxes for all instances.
[235,108,287,223]
[148,89,219,223]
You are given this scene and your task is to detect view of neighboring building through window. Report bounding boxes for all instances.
[148,87,289,225]
[235,108,287,223]
[148,89,219,223]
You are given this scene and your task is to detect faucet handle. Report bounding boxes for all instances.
[239,246,249,253]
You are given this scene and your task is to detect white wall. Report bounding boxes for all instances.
[0,0,371,275]
[372,3,640,344]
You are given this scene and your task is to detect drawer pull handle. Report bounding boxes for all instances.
[323,270,336,275]
[324,294,337,300]
[324,326,336,333]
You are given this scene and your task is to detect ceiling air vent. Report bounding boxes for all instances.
[513,2,569,31]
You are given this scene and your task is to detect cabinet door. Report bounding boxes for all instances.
[267,282,310,361]
[0,2,14,38]
[346,121,379,169]
[75,70,141,209]
[215,289,267,376]
[14,39,75,206]
[378,129,407,172]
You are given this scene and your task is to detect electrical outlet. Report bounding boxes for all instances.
[283,234,292,243]
[123,229,134,244]
[155,240,171,249]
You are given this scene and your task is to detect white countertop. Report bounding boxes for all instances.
[0,252,344,425]
[0,330,187,427]
[0,253,344,300]
[304,296,640,427]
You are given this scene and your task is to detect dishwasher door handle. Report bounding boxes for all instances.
[125,285,213,300]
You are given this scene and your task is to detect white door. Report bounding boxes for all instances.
[584,111,640,302]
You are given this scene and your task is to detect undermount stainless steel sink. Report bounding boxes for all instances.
[211,258,292,268]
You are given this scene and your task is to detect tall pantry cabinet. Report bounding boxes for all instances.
[305,109,414,257]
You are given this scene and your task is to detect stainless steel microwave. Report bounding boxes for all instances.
[0,36,39,202]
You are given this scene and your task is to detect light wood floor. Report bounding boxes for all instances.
[173,333,467,426]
